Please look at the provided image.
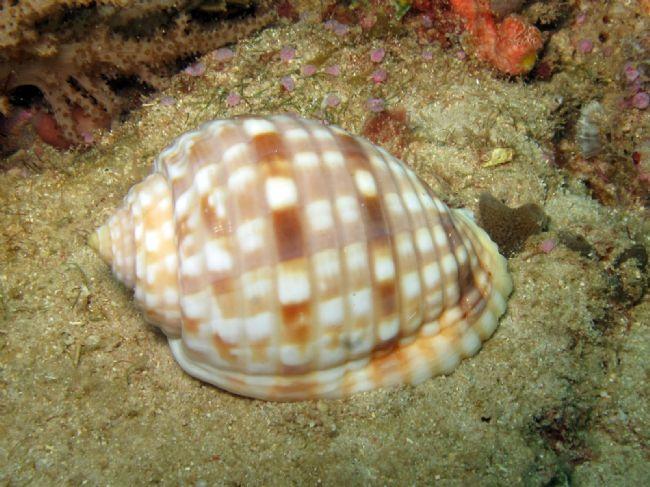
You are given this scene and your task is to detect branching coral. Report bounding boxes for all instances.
[0,0,276,149]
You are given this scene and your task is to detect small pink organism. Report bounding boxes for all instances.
[280,46,296,62]
[226,92,241,107]
[324,65,341,76]
[370,48,385,63]
[280,76,295,92]
[539,238,557,254]
[366,98,385,112]
[213,47,235,62]
[371,69,387,84]
[183,62,206,77]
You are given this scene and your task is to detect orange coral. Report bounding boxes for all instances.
[450,0,542,75]
[1,1,276,149]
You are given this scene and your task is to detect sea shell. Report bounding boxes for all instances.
[90,115,513,400]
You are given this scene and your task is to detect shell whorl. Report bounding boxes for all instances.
[92,115,512,400]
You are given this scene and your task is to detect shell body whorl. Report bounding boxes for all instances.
[92,115,513,400]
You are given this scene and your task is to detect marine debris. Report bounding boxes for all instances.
[0,0,276,151]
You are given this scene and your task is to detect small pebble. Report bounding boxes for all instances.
[578,39,594,54]
[280,46,296,62]
[85,334,101,350]
[302,64,317,76]
[184,62,206,77]
[370,48,385,63]
[366,98,385,112]
[324,19,349,36]
[325,94,341,107]
[333,22,349,36]
[324,65,340,76]
[456,50,467,61]
[226,92,241,107]
[281,76,295,92]
[159,95,176,106]
[213,47,234,62]
[371,69,387,84]
[631,92,649,110]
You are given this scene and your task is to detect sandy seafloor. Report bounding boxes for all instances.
[0,1,648,485]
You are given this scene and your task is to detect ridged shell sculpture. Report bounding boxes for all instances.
[90,115,513,400]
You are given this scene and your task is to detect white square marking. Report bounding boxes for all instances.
[277,264,311,304]
[349,288,372,317]
[281,344,308,366]
[204,239,233,272]
[442,253,457,276]
[401,271,421,299]
[139,188,153,208]
[245,312,275,341]
[307,200,334,232]
[174,189,195,219]
[378,318,399,341]
[323,150,344,168]
[336,195,360,223]
[161,220,174,239]
[164,254,177,272]
[242,271,273,300]
[145,231,160,252]
[237,218,266,252]
[373,253,395,282]
[313,249,340,282]
[195,165,217,194]
[344,242,368,271]
[213,317,243,344]
[266,177,298,210]
[396,232,415,257]
[385,193,405,215]
[433,225,448,247]
[416,227,434,253]
[354,170,377,197]
[222,143,249,166]
[295,152,319,168]
[403,192,421,212]
[181,291,210,319]
[286,128,309,142]
[163,287,178,305]
[423,263,441,288]
[318,297,344,327]
[208,189,227,219]
[228,165,256,190]
[243,119,277,136]
[181,252,203,277]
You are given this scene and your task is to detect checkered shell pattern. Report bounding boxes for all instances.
[92,115,513,400]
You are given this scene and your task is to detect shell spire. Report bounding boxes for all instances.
[91,115,513,400]
[91,173,182,337]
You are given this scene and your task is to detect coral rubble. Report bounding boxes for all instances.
[0,0,276,150]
